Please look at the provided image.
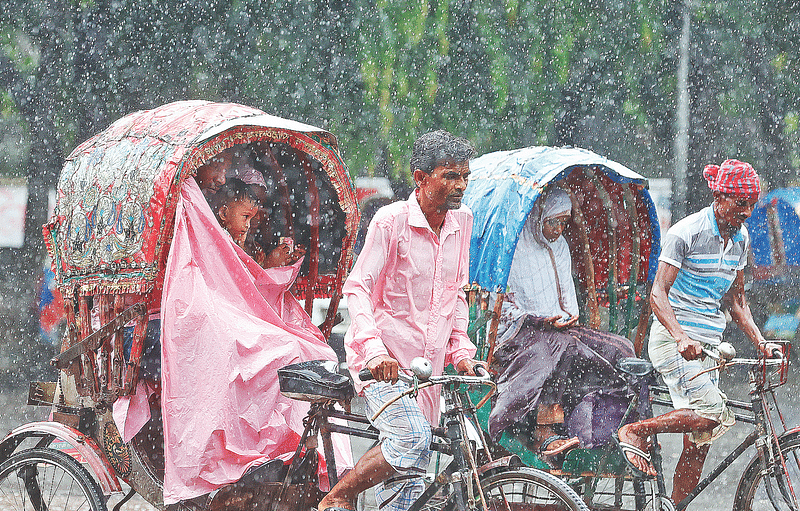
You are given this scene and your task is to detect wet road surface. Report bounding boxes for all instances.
[2,362,798,511]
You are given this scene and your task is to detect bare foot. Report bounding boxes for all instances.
[541,436,580,456]
[617,424,657,476]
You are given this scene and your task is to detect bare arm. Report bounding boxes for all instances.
[724,270,772,355]
[649,261,703,360]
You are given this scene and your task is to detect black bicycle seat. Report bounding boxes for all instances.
[278,360,354,402]
[616,357,654,377]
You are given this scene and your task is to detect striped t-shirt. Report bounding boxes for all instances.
[658,205,749,346]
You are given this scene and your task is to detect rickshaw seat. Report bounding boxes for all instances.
[616,357,654,377]
[278,360,354,402]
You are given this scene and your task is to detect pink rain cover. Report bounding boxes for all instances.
[160,178,351,503]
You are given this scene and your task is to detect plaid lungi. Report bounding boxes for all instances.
[648,320,735,445]
[363,381,433,511]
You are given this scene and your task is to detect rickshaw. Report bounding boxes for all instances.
[0,101,360,511]
[745,188,800,341]
[463,146,662,509]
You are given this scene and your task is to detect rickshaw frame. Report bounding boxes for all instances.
[0,100,360,510]
[465,146,660,362]
[463,146,662,507]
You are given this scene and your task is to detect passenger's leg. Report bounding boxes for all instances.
[672,433,710,504]
[532,404,579,455]
[534,402,564,451]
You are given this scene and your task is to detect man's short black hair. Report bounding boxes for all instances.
[410,130,476,175]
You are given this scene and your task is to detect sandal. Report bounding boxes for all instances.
[612,432,654,478]
[540,435,580,456]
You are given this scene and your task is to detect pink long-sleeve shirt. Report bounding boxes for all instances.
[344,192,477,422]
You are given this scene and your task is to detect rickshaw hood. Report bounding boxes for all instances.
[43,100,357,298]
[464,146,660,293]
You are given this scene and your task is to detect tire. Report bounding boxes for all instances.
[733,431,800,511]
[0,447,107,511]
[479,467,590,511]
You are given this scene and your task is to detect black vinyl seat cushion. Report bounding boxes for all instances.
[278,360,354,402]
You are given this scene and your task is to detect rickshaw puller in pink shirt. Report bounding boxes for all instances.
[319,130,486,511]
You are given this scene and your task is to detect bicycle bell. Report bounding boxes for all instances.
[409,357,433,381]
[717,342,736,361]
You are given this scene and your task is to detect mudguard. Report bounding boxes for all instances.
[0,421,122,494]
[477,454,524,478]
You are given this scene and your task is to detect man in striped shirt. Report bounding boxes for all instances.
[617,160,777,505]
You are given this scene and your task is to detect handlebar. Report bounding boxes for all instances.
[701,341,786,365]
[359,356,491,384]
[723,356,786,367]
[358,364,492,386]
[701,341,737,362]
[360,358,494,422]
[689,340,790,387]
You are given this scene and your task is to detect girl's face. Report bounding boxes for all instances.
[219,198,258,246]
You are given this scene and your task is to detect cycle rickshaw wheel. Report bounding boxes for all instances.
[733,431,800,511]
[480,468,589,511]
[0,447,107,511]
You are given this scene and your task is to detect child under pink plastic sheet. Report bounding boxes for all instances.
[114,177,351,504]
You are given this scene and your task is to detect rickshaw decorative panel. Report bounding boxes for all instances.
[43,101,358,299]
[560,167,656,299]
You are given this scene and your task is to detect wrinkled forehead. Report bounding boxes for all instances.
[433,160,470,173]
[719,190,760,205]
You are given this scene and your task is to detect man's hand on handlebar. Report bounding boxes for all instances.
[456,358,489,377]
[758,340,783,358]
[677,335,703,360]
[366,355,400,383]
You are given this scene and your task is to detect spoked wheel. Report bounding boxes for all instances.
[480,468,589,511]
[0,447,107,511]
[569,475,658,511]
[733,431,800,511]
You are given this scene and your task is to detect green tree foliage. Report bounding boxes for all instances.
[6,0,800,184]
[3,0,800,252]
[2,0,800,366]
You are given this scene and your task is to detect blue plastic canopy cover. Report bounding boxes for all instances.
[464,146,655,292]
[747,187,800,267]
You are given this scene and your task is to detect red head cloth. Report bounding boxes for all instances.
[702,159,761,198]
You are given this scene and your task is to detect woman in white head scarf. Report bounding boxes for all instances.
[490,186,637,464]
[505,187,579,323]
